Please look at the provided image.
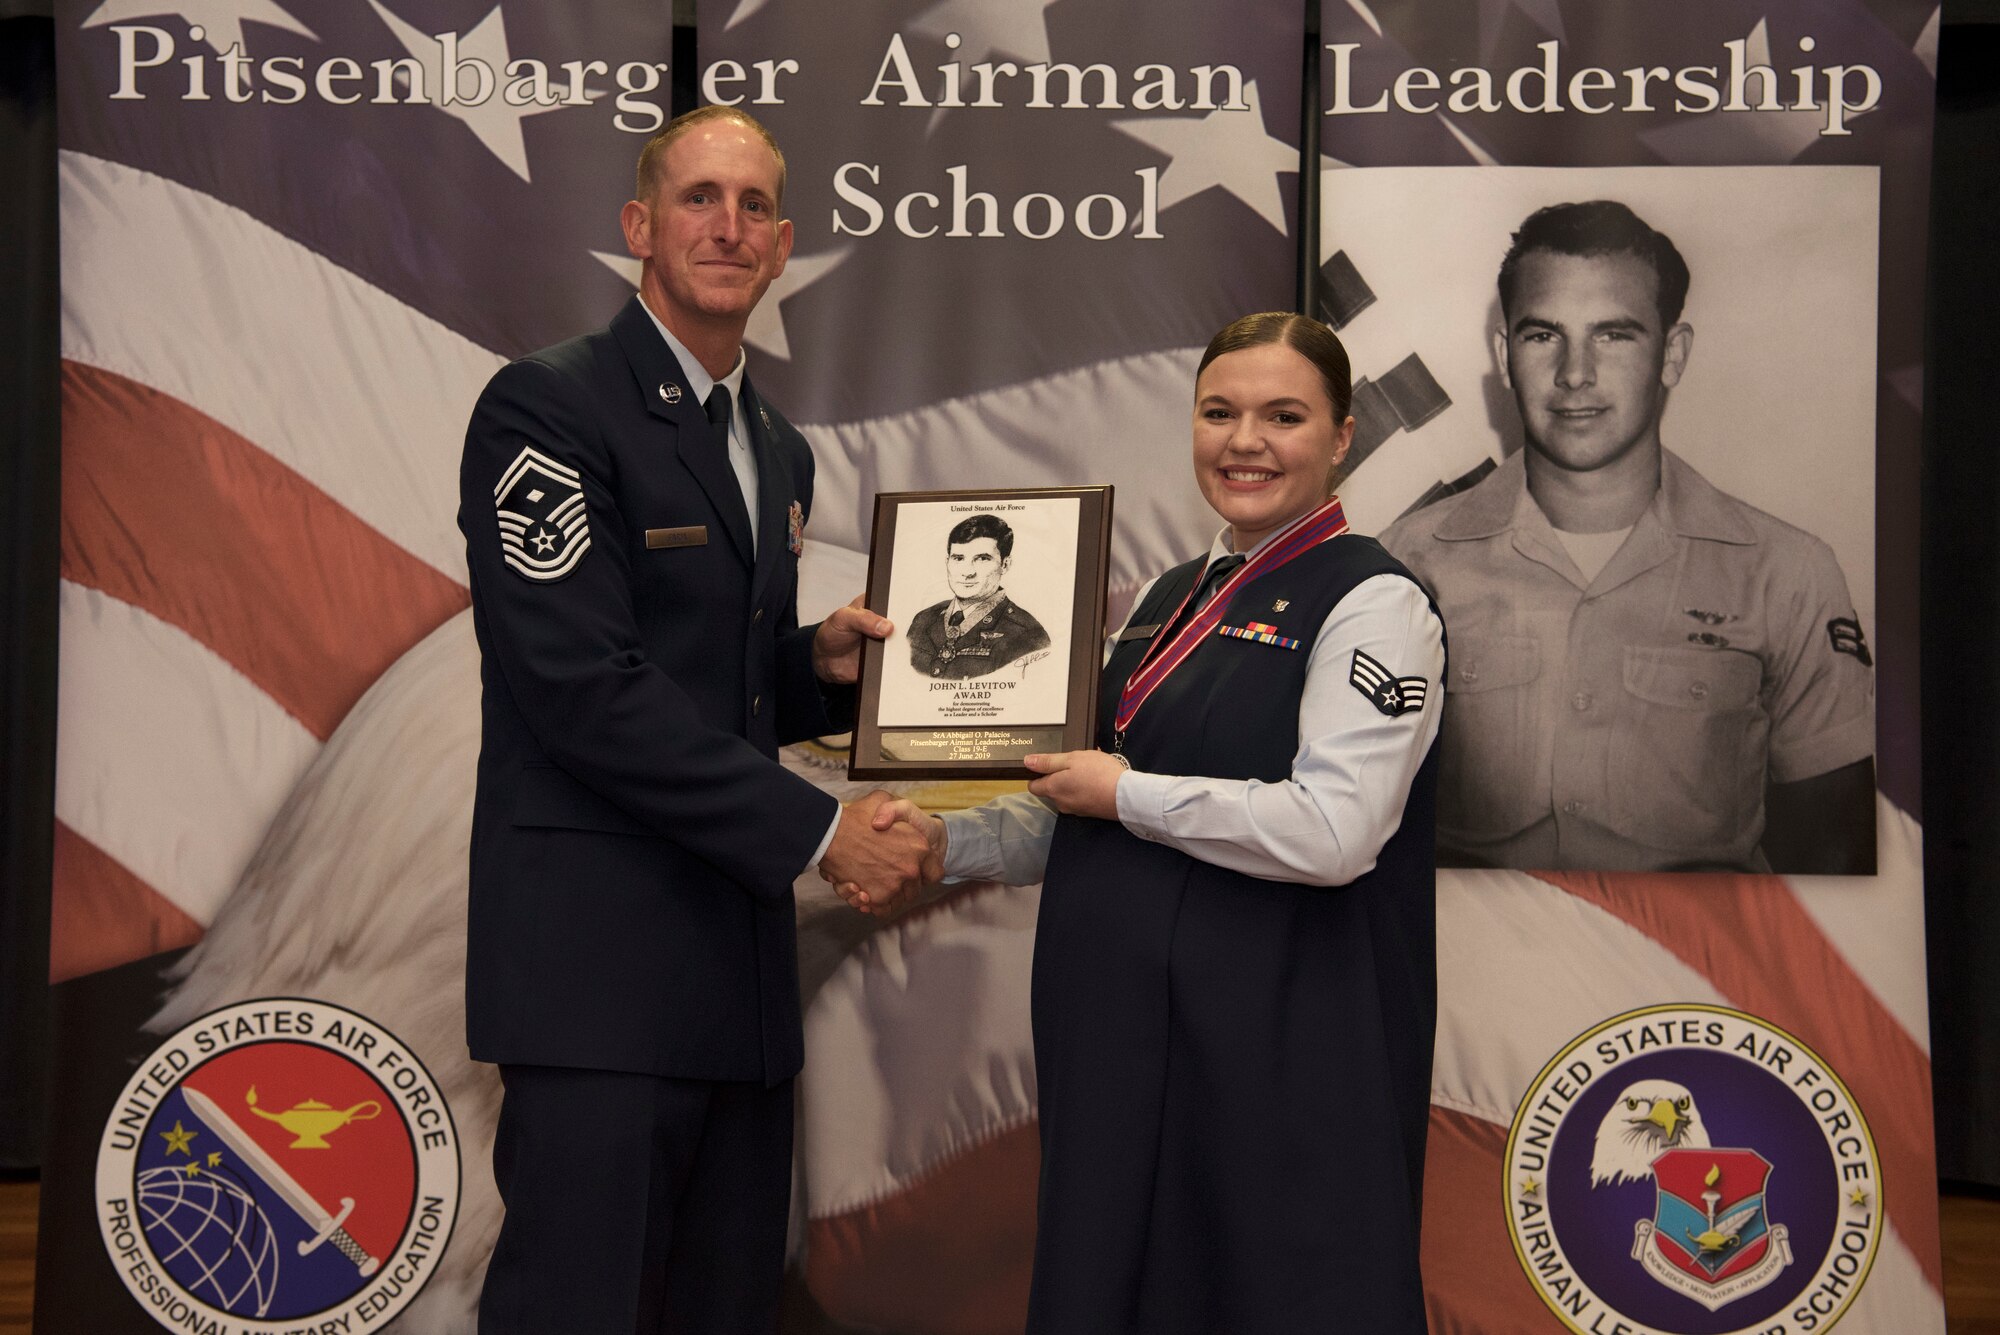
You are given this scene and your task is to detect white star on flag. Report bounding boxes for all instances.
[1439,116,1501,166]
[1914,6,1939,78]
[1110,80,1297,236]
[1476,0,1566,62]
[744,249,851,361]
[81,0,314,55]
[590,251,643,289]
[588,247,850,362]
[1341,0,1385,38]
[1639,18,1853,164]
[718,0,776,32]
[910,0,1058,64]
[366,0,573,183]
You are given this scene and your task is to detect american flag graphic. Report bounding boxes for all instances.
[55,2,685,980]
[691,4,1311,1321]
[49,0,1943,1330]
[1312,3,1942,1332]
[52,0,1302,1329]
[52,4,680,1329]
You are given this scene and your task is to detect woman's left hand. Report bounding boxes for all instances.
[1025,749,1128,820]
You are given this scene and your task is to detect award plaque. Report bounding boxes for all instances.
[849,486,1113,780]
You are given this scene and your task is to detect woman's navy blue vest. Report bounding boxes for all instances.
[1025,533,1440,1335]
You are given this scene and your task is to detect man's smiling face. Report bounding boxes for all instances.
[624,117,792,334]
[1497,249,1690,475]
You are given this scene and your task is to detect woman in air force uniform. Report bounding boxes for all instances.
[853,312,1445,1333]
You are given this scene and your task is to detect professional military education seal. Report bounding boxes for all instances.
[96,998,460,1333]
[1505,1004,1883,1335]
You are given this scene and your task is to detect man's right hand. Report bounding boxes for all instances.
[820,791,942,917]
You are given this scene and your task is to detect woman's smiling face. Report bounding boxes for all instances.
[1191,342,1355,550]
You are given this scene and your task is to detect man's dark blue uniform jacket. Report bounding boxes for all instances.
[457,296,849,1087]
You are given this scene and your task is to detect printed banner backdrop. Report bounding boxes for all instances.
[42,1,1944,1334]
[701,3,1307,1328]
[44,3,1304,1335]
[45,4,673,1332]
[698,0,1308,604]
[1312,1,1941,1332]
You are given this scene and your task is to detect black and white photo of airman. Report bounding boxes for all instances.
[1323,167,1880,874]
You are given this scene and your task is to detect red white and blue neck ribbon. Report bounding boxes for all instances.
[1114,496,1349,735]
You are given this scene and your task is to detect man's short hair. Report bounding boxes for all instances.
[947,513,1014,560]
[1498,200,1691,328]
[634,106,788,213]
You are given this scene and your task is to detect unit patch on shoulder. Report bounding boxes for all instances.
[1827,616,1872,666]
[1350,648,1428,716]
[495,446,590,582]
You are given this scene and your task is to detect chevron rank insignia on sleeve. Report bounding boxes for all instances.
[495,446,590,582]
[1350,648,1428,716]
[1827,616,1872,666]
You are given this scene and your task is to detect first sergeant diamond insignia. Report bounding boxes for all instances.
[495,446,590,582]
[1349,648,1428,716]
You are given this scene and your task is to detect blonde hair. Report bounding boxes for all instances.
[634,105,787,213]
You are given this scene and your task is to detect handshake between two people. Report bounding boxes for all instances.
[809,594,946,918]
[808,595,1129,918]
[819,792,944,919]
[815,749,1131,919]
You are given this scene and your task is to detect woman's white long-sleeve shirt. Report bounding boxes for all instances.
[939,528,1445,888]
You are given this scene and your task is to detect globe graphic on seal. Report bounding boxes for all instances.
[137,1163,280,1318]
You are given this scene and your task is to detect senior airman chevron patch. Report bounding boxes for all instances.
[1349,648,1428,716]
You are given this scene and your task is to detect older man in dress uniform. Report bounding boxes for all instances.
[458,107,933,1334]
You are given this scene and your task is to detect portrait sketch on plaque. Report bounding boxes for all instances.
[903,511,1055,683]
[879,495,1077,729]
[851,487,1111,780]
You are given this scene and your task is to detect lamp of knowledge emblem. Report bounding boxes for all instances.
[1504,1005,1883,1335]
[1637,1149,1791,1310]
[97,999,459,1332]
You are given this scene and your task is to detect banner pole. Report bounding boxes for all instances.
[1295,0,1320,318]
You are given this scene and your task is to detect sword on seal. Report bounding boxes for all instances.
[180,1086,382,1276]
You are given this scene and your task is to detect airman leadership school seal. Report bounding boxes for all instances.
[96,998,459,1333]
[1505,1005,1882,1335]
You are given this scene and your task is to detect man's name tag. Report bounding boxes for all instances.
[646,526,708,550]
[1115,623,1162,644]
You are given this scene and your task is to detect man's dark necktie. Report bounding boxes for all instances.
[703,384,753,547]
[704,384,733,453]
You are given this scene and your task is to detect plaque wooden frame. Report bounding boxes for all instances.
[849,486,1113,781]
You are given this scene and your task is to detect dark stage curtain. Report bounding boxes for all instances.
[1924,15,2000,1190]
[0,8,57,1172]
